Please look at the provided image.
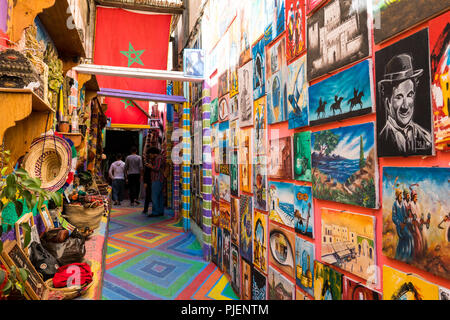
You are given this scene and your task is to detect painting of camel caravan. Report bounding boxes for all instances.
[311,122,379,209]
[321,208,376,281]
[382,167,450,281]
[308,59,374,126]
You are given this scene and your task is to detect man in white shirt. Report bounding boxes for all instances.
[109,153,126,206]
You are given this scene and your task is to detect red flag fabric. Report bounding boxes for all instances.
[94,7,172,126]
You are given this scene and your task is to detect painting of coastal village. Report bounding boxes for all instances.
[321,208,376,281]
[382,167,450,281]
[268,181,295,228]
[311,122,379,209]
[269,266,295,300]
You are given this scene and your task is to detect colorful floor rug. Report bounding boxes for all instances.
[102,206,239,300]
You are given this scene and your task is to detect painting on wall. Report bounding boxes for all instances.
[439,287,450,301]
[268,136,293,180]
[230,197,240,245]
[238,0,252,67]
[239,128,252,194]
[253,210,268,273]
[308,59,374,126]
[375,28,434,157]
[219,174,231,202]
[211,98,219,124]
[268,266,295,300]
[250,0,266,45]
[238,60,254,127]
[296,288,311,300]
[285,0,306,62]
[382,167,450,281]
[211,225,220,268]
[253,155,268,212]
[252,267,267,300]
[218,72,229,98]
[264,0,286,44]
[287,55,309,129]
[266,36,288,124]
[311,122,379,209]
[295,236,315,297]
[217,227,223,270]
[183,49,205,78]
[293,131,312,182]
[230,243,241,295]
[219,120,230,175]
[343,277,382,300]
[230,149,239,197]
[321,208,376,281]
[229,95,239,121]
[254,96,268,156]
[229,19,240,100]
[213,174,220,200]
[306,0,370,81]
[430,11,450,152]
[293,185,314,238]
[373,0,450,44]
[382,266,439,300]
[212,200,220,226]
[240,194,253,263]
[219,94,230,122]
[313,261,343,300]
[229,120,239,149]
[269,223,296,278]
[214,147,220,174]
[252,37,266,100]
[306,0,327,15]
[241,259,252,300]
[223,228,231,276]
[268,181,294,229]
[219,200,231,231]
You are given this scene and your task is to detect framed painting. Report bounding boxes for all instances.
[218,71,229,98]
[230,243,241,296]
[239,194,253,263]
[252,37,266,100]
[253,155,268,212]
[287,55,309,129]
[230,197,240,245]
[238,60,254,127]
[219,174,231,203]
[285,0,306,62]
[229,95,239,121]
[252,266,267,300]
[219,200,231,231]
[268,136,293,180]
[223,228,231,276]
[293,131,312,182]
[268,266,295,300]
[343,277,382,300]
[39,205,54,231]
[218,94,230,122]
[295,236,315,297]
[264,0,286,44]
[241,258,252,300]
[212,200,220,226]
[210,98,219,124]
[239,128,252,194]
[230,149,239,197]
[253,96,268,156]
[293,185,314,238]
[183,49,205,78]
[313,261,343,300]
[253,210,268,273]
[268,181,294,229]
[268,223,296,279]
[238,0,252,67]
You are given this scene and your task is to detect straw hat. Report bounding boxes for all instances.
[23,135,74,192]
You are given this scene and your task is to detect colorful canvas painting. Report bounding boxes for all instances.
[264,0,286,44]
[229,95,239,120]
[252,267,267,300]
[382,265,439,300]
[213,174,219,200]
[218,72,229,98]
[219,120,230,175]
[229,120,239,149]
[214,147,220,174]
[238,0,252,67]
[223,228,231,276]
[306,0,326,15]
[217,227,223,270]
[266,36,288,124]
[311,122,379,209]
[253,210,268,273]
[250,0,266,45]
[375,29,435,157]
[343,277,382,300]
[230,243,241,295]
[313,261,343,300]
[212,200,220,226]
[269,223,296,278]
[430,11,450,151]
[308,59,374,126]
[307,0,370,81]
[238,60,254,127]
[382,167,450,281]
[287,55,309,129]
[321,208,377,281]
[268,136,293,180]
[253,155,268,212]
[373,0,450,44]
[240,194,253,263]
[219,174,231,202]
[293,131,312,182]
[296,288,311,300]
[268,266,295,300]
[295,236,315,296]
[219,200,231,231]
[229,19,240,99]
[268,181,294,229]
[230,149,239,197]
[439,287,450,300]
[219,94,230,122]
[254,96,267,156]
[252,38,266,100]
[211,98,219,124]
[183,49,205,78]
[241,259,252,300]
[285,0,306,62]
[293,185,314,238]
[230,197,240,245]
[211,225,219,265]
[239,128,252,194]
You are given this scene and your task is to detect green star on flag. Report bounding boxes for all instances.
[120,100,135,109]
[120,42,145,67]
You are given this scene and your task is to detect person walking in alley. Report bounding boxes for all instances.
[109,154,126,206]
[125,146,143,206]
[147,144,166,217]
[142,149,157,215]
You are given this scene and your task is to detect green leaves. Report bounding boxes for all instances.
[20,223,31,249]
[14,201,23,218]
[18,268,28,283]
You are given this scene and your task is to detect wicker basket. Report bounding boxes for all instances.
[63,203,104,230]
[45,278,93,300]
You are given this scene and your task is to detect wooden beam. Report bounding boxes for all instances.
[95,0,184,15]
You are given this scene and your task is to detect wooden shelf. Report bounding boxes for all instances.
[0,88,55,113]
[37,0,86,60]
[58,132,84,148]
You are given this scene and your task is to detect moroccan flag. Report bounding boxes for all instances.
[94,7,172,126]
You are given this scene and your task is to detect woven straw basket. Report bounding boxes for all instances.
[63,203,104,230]
[45,278,93,300]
